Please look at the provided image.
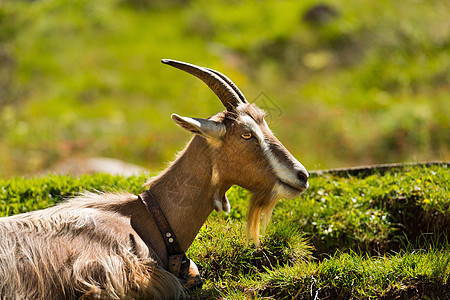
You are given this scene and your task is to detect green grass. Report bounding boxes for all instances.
[1,0,449,177]
[0,173,148,216]
[225,164,450,257]
[1,164,448,298]
[250,248,450,299]
[199,248,449,299]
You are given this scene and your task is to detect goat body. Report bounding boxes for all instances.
[0,192,183,299]
[0,59,308,299]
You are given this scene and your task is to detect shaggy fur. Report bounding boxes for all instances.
[0,192,183,299]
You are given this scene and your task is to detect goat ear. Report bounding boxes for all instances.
[171,114,225,139]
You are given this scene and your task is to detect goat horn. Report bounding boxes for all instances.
[205,68,247,103]
[161,59,245,110]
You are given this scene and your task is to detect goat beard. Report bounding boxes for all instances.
[246,190,281,247]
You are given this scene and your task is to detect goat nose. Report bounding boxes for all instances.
[297,170,309,185]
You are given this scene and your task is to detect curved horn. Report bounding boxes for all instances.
[206,68,247,103]
[161,59,244,111]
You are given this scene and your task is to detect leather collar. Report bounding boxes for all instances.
[138,190,203,289]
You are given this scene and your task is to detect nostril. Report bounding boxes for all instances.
[298,171,309,183]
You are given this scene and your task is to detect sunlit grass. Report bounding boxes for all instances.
[0,164,448,297]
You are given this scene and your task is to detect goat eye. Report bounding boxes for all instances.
[241,133,252,140]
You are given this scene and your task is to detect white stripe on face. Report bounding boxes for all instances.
[240,115,267,147]
[239,115,307,198]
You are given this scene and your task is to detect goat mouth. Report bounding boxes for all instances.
[278,180,306,193]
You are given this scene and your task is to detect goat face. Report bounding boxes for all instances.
[172,103,308,198]
[219,103,308,199]
[165,59,308,244]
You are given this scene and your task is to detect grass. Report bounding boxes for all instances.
[227,164,450,257]
[1,164,448,298]
[252,248,450,299]
[0,173,148,216]
[1,0,449,177]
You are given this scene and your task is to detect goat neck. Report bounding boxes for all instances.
[143,135,227,267]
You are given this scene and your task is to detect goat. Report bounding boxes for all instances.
[0,59,308,299]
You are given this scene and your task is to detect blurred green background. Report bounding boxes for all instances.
[1,0,449,178]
